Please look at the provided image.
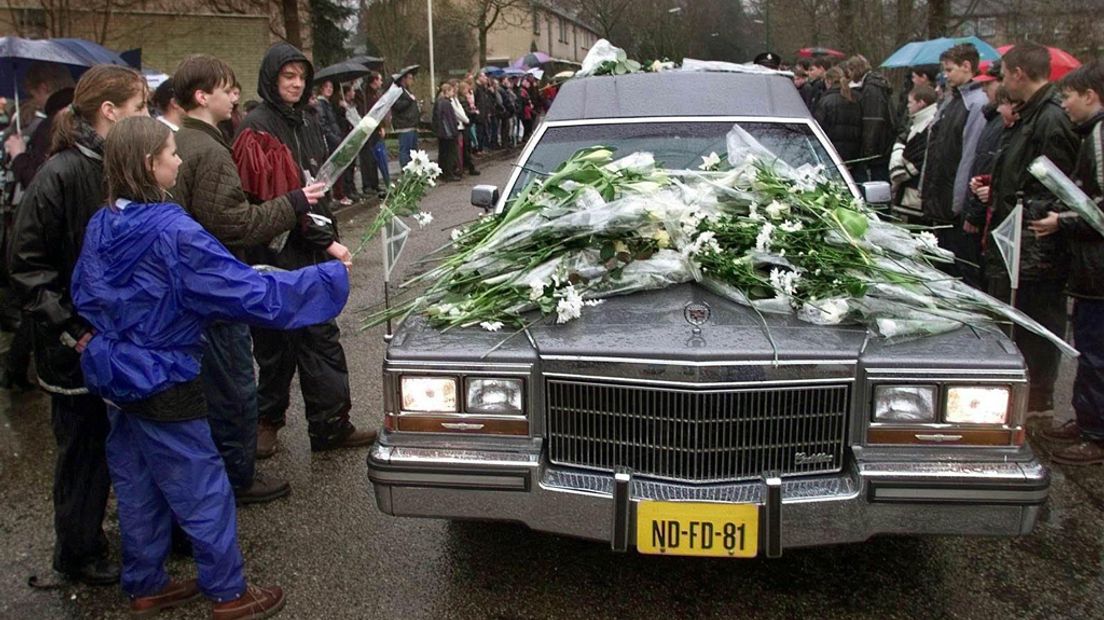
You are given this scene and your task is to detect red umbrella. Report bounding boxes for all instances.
[996,44,1081,81]
[797,47,846,59]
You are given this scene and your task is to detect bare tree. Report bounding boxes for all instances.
[566,0,631,41]
[454,0,528,67]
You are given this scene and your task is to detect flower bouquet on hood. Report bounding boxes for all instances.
[367,125,1076,357]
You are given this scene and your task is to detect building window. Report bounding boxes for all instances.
[13,8,46,37]
[533,10,540,34]
[559,17,567,43]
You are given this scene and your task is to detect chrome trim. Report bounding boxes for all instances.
[914,434,965,443]
[611,470,632,552]
[369,470,527,490]
[870,487,1049,504]
[541,355,858,367]
[543,371,854,390]
[763,477,783,558]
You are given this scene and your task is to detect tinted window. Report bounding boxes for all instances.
[509,121,845,200]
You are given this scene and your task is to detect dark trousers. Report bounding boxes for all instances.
[106,408,245,601]
[252,320,353,449]
[935,221,984,289]
[1073,299,1104,440]
[989,277,1068,405]
[462,130,478,173]
[51,393,111,573]
[359,141,379,191]
[437,138,458,179]
[200,322,257,491]
[5,314,32,383]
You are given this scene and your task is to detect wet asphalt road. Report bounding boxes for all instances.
[1,153,1103,620]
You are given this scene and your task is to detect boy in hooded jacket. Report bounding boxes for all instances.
[235,42,374,457]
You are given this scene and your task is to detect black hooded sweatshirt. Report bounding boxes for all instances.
[238,42,338,270]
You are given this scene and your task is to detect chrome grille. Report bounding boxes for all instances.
[546,379,851,483]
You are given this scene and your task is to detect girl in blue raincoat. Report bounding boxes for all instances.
[71,116,349,619]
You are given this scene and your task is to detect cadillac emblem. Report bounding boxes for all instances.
[683,301,711,333]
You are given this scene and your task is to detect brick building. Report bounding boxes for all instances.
[0,0,316,100]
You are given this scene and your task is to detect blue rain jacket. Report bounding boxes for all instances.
[72,200,349,405]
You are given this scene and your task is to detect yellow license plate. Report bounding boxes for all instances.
[636,501,758,558]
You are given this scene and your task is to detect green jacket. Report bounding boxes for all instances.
[989,83,1080,281]
[173,116,300,260]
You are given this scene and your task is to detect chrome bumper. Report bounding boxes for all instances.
[367,443,1049,552]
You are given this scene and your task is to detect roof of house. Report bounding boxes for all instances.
[545,71,812,122]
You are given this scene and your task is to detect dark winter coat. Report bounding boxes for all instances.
[475,84,496,124]
[963,104,1007,228]
[815,88,864,163]
[1060,111,1104,299]
[988,83,1081,281]
[890,103,937,211]
[174,117,306,261]
[238,42,338,270]
[919,80,989,222]
[315,98,343,150]
[391,88,421,132]
[432,96,458,140]
[799,79,824,111]
[856,72,897,160]
[8,122,105,393]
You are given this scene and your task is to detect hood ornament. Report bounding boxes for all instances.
[683,301,711,335]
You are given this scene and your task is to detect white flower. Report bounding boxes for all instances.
[480,321,504,332]
[403,149,433,174]
[768,267,801,298]
[917,231,940,251]
[779,219,804,233]
[682,230,721,257]
[528,279,546,301]
[699,152,722,171]
[450,228,464,242]
[755,221,775,252]
[878,318,901,337]
[411,211,434,227]
[747,202,763,221]
[555,285,584,323]
[799,298,849,325]
[652,229,671,248]
[765,200,789,219]
[583,299,605,307]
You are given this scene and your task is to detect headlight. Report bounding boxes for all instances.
[466,378,524,414]
[945,386,1009,425]
[401,376,458,412]
[873,385,936,422]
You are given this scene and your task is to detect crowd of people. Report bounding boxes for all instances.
[0,42,400,619]
[795,43,1104,465]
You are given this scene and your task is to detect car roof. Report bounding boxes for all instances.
[545,71,812,122]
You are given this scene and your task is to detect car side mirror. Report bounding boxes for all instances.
[471,184,499,212]
[861,181,892,206]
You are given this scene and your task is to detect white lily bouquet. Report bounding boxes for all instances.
[317,83,404,189]
[1028,155,1104,238]
[368,125,1075,357]
[357,150,442,251]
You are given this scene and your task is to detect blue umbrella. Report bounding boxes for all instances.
[880,36,1000,68]
[501,68,527,77]
[0,36,91,133]
[481,65,505,76]
[53,38,132,68]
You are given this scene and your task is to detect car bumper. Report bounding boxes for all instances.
[367,443,1049,553]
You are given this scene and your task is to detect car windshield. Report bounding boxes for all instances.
[508,121,846,201]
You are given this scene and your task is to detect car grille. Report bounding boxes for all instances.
[546,378,851,483]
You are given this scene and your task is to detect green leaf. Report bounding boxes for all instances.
[833,208,869,239]
[600,242,615,262]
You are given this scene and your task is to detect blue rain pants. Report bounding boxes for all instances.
[1073,299,1104,440]
[105,407,246,601]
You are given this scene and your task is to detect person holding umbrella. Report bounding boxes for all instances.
[9,64,150,585]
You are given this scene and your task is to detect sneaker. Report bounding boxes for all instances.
[256,422,279,460]
[212,584,285,620]
[312,427,378,452]
[130,579,201,618]
[1040,419,1082,442]
[1051,440,1104,465]
[235,473,290,505]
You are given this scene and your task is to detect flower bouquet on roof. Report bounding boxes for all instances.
[365,124,1076,358]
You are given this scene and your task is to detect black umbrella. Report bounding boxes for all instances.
[391,64,419,85]
[314,61,372,84]
[347,55,384,68]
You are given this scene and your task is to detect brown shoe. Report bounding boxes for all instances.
[211,584,285,620]
[311,427,378,452]
[130,578,201,618]
[256,422,279,460]
[1051,440,1104,465]
[234,473,290,505]
[1040,420,1082,442]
